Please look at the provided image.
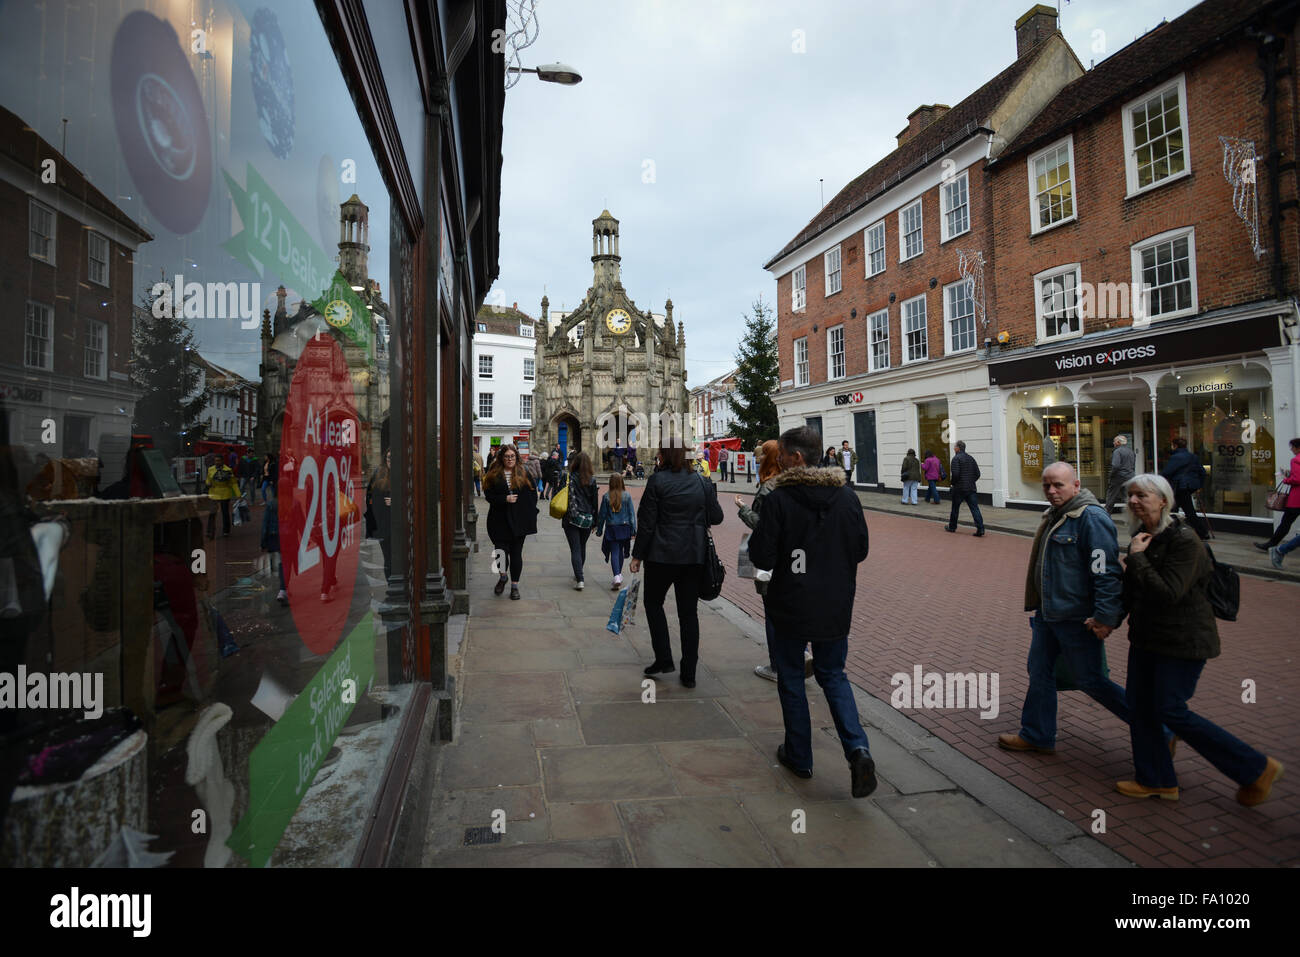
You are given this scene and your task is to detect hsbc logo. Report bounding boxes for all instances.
[833,392,865,406]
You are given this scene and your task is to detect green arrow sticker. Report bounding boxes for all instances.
[222,161,372,362]
[227,612,376,867]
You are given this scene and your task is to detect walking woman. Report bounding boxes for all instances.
[366,449,393,580]
[1116,473,1282,804]
[901,448,922,505]
[596,473,636,589]
[1255,437,1300,552]
[921,449,943,504]
[737,439,809,683]
[483,444,538,600]
[561,450,599,590]
[629,445,724,687]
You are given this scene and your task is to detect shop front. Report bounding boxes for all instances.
[989,308,1296,533]
[0,1,503,868]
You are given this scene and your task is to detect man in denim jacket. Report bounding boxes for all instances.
[999,462,1130,754]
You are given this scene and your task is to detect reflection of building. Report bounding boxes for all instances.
[192,353,257,442]
[0,105,151,472]
[534,210,689,459]
[255,194,390,472]
[767,6,1083,488]
[473,302,535,453]
[690,369,737,441]
[985,0,1299,534]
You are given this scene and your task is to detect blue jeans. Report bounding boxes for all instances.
[902,480,919,503]
[926,479,940,503]
[1126,645,1266,789]
[1020,615,1131,748]
[768,632,869,770]
[1279,530,1300,556]
[948,490,984,531]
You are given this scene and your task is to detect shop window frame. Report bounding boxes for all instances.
[1130,227,1197,322]
[1033,263,1084,343]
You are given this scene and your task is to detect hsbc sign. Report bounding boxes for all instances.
[833,391,866,406]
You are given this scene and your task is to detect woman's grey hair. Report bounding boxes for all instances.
[1123,473,1174,535]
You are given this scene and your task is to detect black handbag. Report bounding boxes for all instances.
[1203,544,1240,621]
[696,476,725,600]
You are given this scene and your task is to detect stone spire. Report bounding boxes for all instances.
[339,194,370,288]
[677,319,685,350]
[591,209,621,287]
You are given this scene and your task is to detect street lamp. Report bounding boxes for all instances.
[507,62,582,85]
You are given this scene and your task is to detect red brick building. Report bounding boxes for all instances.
[985,0,1300,533]
[0,105,151,476]
[765,6,1083,488]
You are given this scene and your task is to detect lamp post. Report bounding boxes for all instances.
[506,62,582,85]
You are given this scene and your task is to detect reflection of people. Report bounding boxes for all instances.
[262,483,287,604]
[1158,437,1210,540]
[1257,437,1300,551]
[1117,473,1282,805]
[367,449,393,580]
[1103,435,1136,513]
[205,454,239,538]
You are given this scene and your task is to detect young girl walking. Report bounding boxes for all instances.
[596,473,636,589]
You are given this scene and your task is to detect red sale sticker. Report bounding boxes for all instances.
[278,335,362,654]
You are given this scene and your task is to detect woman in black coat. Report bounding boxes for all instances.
[483,444,538,600]
[629,445,724,687]
[1116,473,1282,805]
[561,451,600,590]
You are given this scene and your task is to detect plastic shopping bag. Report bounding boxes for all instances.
[738,533,756,579]
[605,578,642,635]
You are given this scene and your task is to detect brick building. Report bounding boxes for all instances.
[690,368,737,441]
[764,6,1083,488]
[0,104,151,476]
[984,0,1300,534]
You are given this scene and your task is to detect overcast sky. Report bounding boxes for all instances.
[488,0,1201,387]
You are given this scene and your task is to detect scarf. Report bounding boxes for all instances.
[1024,488,1101,611]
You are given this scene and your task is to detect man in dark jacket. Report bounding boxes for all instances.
[945,440,985,536]
[749,425,876,798]
[1103,434,1136,513]
[1158,437,1210,540]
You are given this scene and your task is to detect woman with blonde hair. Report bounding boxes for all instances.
[483,444,538,600]
[1116,473,1282,804]
[596,473,637,589]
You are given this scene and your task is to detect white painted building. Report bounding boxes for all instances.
[690,369,738,441]
[474,303,537,455]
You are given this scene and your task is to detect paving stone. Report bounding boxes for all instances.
[430,836,631,868]
[658,739,792,796]
[577,700,742,745]
[542,744,677,803]
[445,786,546,825]
[461,672,573,723]
[619,797,776,867]
[568,666,658,703]
[717,693,835,734]
[738,792,934,867]
[473,598,559,617]
[438,722,539,789]
[873,791,1064,867]
[549,802,624,841]
[747,729,898,802]
[466,627,580,652]
[463,647,582,672]
[532,717,584,748]
[865,732,956,794]
[575,641,643,665]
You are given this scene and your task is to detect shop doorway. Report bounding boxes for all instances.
[1053,400,1135,499]
[853,410,878,485]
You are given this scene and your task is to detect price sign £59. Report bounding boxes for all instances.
[279,335,362,654]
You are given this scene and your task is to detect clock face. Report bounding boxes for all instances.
[325,299,353,328]
[605,308,632,335]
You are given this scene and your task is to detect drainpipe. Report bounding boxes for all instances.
[1257,27,1290,298]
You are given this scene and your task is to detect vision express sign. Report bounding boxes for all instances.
[988,315,1283,387]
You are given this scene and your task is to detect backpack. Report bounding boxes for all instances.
[1202,544,1239,621]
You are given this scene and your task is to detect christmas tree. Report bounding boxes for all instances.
[730,295,779,450]
[131,283,209,460]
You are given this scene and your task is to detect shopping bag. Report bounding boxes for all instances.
[231,500,243,526]
[605,578,641,635]
[737,532,756,579]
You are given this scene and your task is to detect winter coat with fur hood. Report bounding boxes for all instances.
[748,466,869,641]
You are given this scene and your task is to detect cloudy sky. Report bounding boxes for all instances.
[487,0,1201,387]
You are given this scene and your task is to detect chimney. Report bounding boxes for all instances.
[1016,4,1059,59]
[896,104,951,148]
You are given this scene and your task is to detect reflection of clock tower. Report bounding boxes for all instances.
[533,209,690,462]
[339,193,369,287]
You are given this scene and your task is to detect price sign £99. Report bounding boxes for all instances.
[279,335,362,655]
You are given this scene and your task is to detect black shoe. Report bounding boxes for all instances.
[1254,542,1272,551]
[509,585,520,600]
[680,674,696,689]
[494,576,507,595]
[850,748,877,798]
[974,529,986,537]
[643,662,675,678]
[777,744,812,779]
[944,526,956,533]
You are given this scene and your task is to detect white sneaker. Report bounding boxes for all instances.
[276,589,287,603]
[614,575,622,585]
[575,580,584,590]
[754,664,778,682]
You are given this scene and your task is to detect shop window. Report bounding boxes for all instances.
[1034,264,1081,340]
[1132,228,1196,320]
[916,399,949,478]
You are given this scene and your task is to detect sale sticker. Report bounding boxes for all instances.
[279,334,362,654]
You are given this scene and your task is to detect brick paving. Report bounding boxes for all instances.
[615,476,1299,868]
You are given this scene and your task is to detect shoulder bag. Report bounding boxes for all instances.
[1202,543,1240,622]
[548,472,569,520]
[1266,478,1290,511]
[697,475,725,600]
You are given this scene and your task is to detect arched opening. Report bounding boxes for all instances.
[553,413,581,464]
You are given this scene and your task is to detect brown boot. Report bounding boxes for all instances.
[1237,757,1283,807]
[1116,780,1179,801]
[997,733,1055,754]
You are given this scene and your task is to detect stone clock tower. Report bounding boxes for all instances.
[533,210,689,463]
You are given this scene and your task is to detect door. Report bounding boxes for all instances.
[805,416,822,445]
[854,410,878,485]
[558,423,568,464]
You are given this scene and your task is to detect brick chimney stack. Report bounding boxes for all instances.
[896,104,951,148]
[1016,3,1059,59]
